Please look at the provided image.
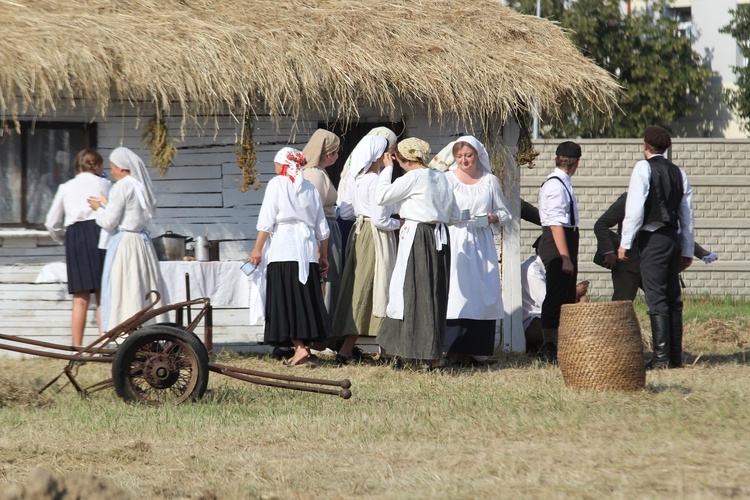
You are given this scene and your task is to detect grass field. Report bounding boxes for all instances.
[1,295,749,498]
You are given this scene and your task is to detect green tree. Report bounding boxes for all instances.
[720,5,750,134]
[508,0,712,138]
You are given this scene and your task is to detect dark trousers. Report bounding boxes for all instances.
[611,269,642,301]
[539,226,579,330]
[638,227,682,316]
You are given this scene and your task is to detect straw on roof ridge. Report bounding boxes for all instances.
[0,0,620,125]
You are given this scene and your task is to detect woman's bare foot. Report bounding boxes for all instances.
[285,346,310,366]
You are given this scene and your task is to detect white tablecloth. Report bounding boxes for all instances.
[36,261,250,308]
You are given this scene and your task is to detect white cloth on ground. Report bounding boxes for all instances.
[521,255,546,330]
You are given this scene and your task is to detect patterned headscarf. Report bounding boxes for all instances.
[301,129,340,169]
[350,136,388,181]
[274,147,307,192]
[397,138,431,164]
[109,147,158,217]
[429,135,492,173]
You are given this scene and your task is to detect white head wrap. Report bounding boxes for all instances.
[274,147,307,193]
[350,136,388,182]
[109,147,158,217]
[340,127,397,183]
[428,135,492,174]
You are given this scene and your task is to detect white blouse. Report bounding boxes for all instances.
[44,172,112,244]
[94,176,151,234]
[336,170,356,221]
[447,171,510,229]
[353,173,400,231]
[376,166,460,224]
[257,176,330,263]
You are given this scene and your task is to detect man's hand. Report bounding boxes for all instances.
[617,246,629,262]
[604,253,618,270]
[561,255,574,275]
[680,257,692,272]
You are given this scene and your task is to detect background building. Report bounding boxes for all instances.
[627,0,750,137]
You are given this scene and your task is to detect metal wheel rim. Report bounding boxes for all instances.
[125,337,201,406]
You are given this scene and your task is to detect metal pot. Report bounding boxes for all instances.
[195,236,220,262]
[152,231,191,261]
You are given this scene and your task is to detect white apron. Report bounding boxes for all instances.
[354,215,397,318]
[248,221,315,325]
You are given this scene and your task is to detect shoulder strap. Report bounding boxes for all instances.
[541,176,576,227]
[541,176,572,201]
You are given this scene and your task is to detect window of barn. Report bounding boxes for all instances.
[0,121,96,228]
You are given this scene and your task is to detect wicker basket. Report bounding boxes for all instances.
[558,301,646,391]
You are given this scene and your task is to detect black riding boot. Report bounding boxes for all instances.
[646,314,670,370]
[540,328,558,363]
[669,305,684,368]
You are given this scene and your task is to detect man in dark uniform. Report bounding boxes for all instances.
[537,141,581,361]
[618,126,695,369]
[595,191,716,301]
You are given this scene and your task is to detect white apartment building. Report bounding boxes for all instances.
[626,0,750,137]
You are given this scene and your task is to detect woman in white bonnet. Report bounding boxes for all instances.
[337,127,398,258]
[332,135,399,364]
[430,136,510,367]
[88,147,169,332]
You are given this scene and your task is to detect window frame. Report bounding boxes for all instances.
[0,120,97,229]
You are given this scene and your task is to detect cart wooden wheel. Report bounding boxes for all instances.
[112,325,209,406]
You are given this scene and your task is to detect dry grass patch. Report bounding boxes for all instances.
[0,351,749,498]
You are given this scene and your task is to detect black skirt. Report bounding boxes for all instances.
[377,223,451,361]
[263,261,333,347]
[443,319,496,356]
[65,219,106,294]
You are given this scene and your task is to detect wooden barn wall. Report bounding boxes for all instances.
[0,105,502,354]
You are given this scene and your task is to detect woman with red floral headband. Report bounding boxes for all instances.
[248,147,332,366]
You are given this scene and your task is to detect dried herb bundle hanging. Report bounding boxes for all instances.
[515,112,540,170]
[236,111,260,192]
[141,108,177,177]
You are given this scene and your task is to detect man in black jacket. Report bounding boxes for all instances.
[617,126,694,369]
[595,192,715,301]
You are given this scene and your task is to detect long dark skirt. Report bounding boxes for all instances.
[443,319,496,356]
[264,261,333,347]
[377,223,450,360]
[65,219,106,294]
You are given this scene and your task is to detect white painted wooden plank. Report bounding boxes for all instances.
[158,193,223,207]
[223,187,266,207]
[501,120,525,353]
[151,178,223,193]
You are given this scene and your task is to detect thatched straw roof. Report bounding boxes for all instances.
[0,0,619,125]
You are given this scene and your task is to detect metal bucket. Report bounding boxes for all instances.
[195,237,220,262]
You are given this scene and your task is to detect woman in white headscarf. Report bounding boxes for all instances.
[431,136,510,367]
[247,147,332,366]
[332,136,399,364]
[337,127,398,258]
[87,147,169,332]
